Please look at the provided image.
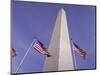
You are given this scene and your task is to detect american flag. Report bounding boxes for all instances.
[11,48,16,58]
[33,40,51,57]
[72,42,86,59]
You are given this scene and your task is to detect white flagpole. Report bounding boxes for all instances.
[15,39,35,74]
[71,40,77,70]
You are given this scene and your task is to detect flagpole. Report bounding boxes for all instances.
[15,39,35,74]
[73,47,77,70]
[71,39,77,70]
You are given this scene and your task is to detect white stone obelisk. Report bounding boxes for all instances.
[43,8,74,72]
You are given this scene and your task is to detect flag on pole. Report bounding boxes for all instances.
[72,42,86,59]
[11,48,16,58]
[33,40,51,57]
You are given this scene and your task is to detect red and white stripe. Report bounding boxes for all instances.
[33,43,47,54]
[12,48,16,58]
[73,44,86,59]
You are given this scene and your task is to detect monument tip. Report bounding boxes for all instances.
[59,8,65,14]
[60,8,65,12]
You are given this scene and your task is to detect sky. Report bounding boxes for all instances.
[11,0,96,74]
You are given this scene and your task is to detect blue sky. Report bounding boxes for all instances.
[12,1,96,74]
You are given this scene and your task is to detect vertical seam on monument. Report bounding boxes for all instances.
[58,9,62,70]
[58,8,62,70]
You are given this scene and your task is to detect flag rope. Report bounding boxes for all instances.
[15,39,35,74]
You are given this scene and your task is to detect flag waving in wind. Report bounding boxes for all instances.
[11,48,16,58]
[72,42,87,59]
[33,40,51,57]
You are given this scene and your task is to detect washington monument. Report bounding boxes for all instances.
[43,8,74,72]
